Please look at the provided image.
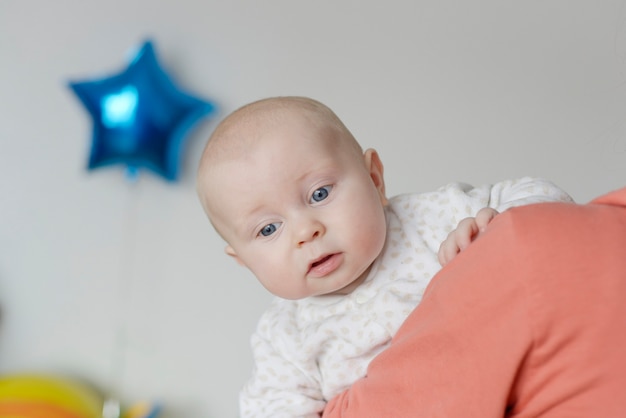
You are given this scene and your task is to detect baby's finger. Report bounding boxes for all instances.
[438,238,460,266]
[455,218,479,250]
[475,208,499,231]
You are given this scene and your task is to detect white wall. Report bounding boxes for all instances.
[1,1,625,417]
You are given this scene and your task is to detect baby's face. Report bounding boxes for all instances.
[202,114,387,299]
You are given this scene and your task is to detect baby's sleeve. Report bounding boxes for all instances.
[402,177,573,251]
[240,307,326,418]
[487,177,574,212]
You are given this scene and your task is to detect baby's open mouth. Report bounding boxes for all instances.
[307,253,342,277]
[311,254,333,269]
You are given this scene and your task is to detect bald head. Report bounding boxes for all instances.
[197,96,362,175]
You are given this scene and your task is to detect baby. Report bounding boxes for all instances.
[196,96,573,417]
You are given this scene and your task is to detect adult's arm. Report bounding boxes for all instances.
[324,188,626,417]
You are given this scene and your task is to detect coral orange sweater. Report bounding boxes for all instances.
[324,187,626,417]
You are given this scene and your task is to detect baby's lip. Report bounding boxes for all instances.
[307,253,342,277]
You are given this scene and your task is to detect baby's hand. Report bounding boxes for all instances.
[438,207,499,266]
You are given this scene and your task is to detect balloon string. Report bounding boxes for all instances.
[107,179,141,414]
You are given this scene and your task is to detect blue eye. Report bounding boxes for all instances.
[311,185,332,203]
[259,223,279,237]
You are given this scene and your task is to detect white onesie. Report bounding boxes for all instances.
[239,177,573,418]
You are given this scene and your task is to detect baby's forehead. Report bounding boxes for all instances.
[211,110,343,159]
[199,98,362,187]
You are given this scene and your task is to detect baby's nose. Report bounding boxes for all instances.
[296,220,324,248]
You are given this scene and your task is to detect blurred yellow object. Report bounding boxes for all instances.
[0,374,103,418]
[123,402,161,418]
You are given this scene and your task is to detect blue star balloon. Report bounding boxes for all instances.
[69,40,216,182]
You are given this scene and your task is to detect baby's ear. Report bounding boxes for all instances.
[363,148,388,206]
[225,245,246,267]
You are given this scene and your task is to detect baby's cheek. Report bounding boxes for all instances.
[357,211,387,258]
[259,256,312,299]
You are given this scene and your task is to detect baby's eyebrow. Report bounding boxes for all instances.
[235,205,270,237]
[296,162,339,185]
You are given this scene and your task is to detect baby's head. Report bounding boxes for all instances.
[197,96,388,299]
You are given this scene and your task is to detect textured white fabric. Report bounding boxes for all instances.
[239,177,573,418]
